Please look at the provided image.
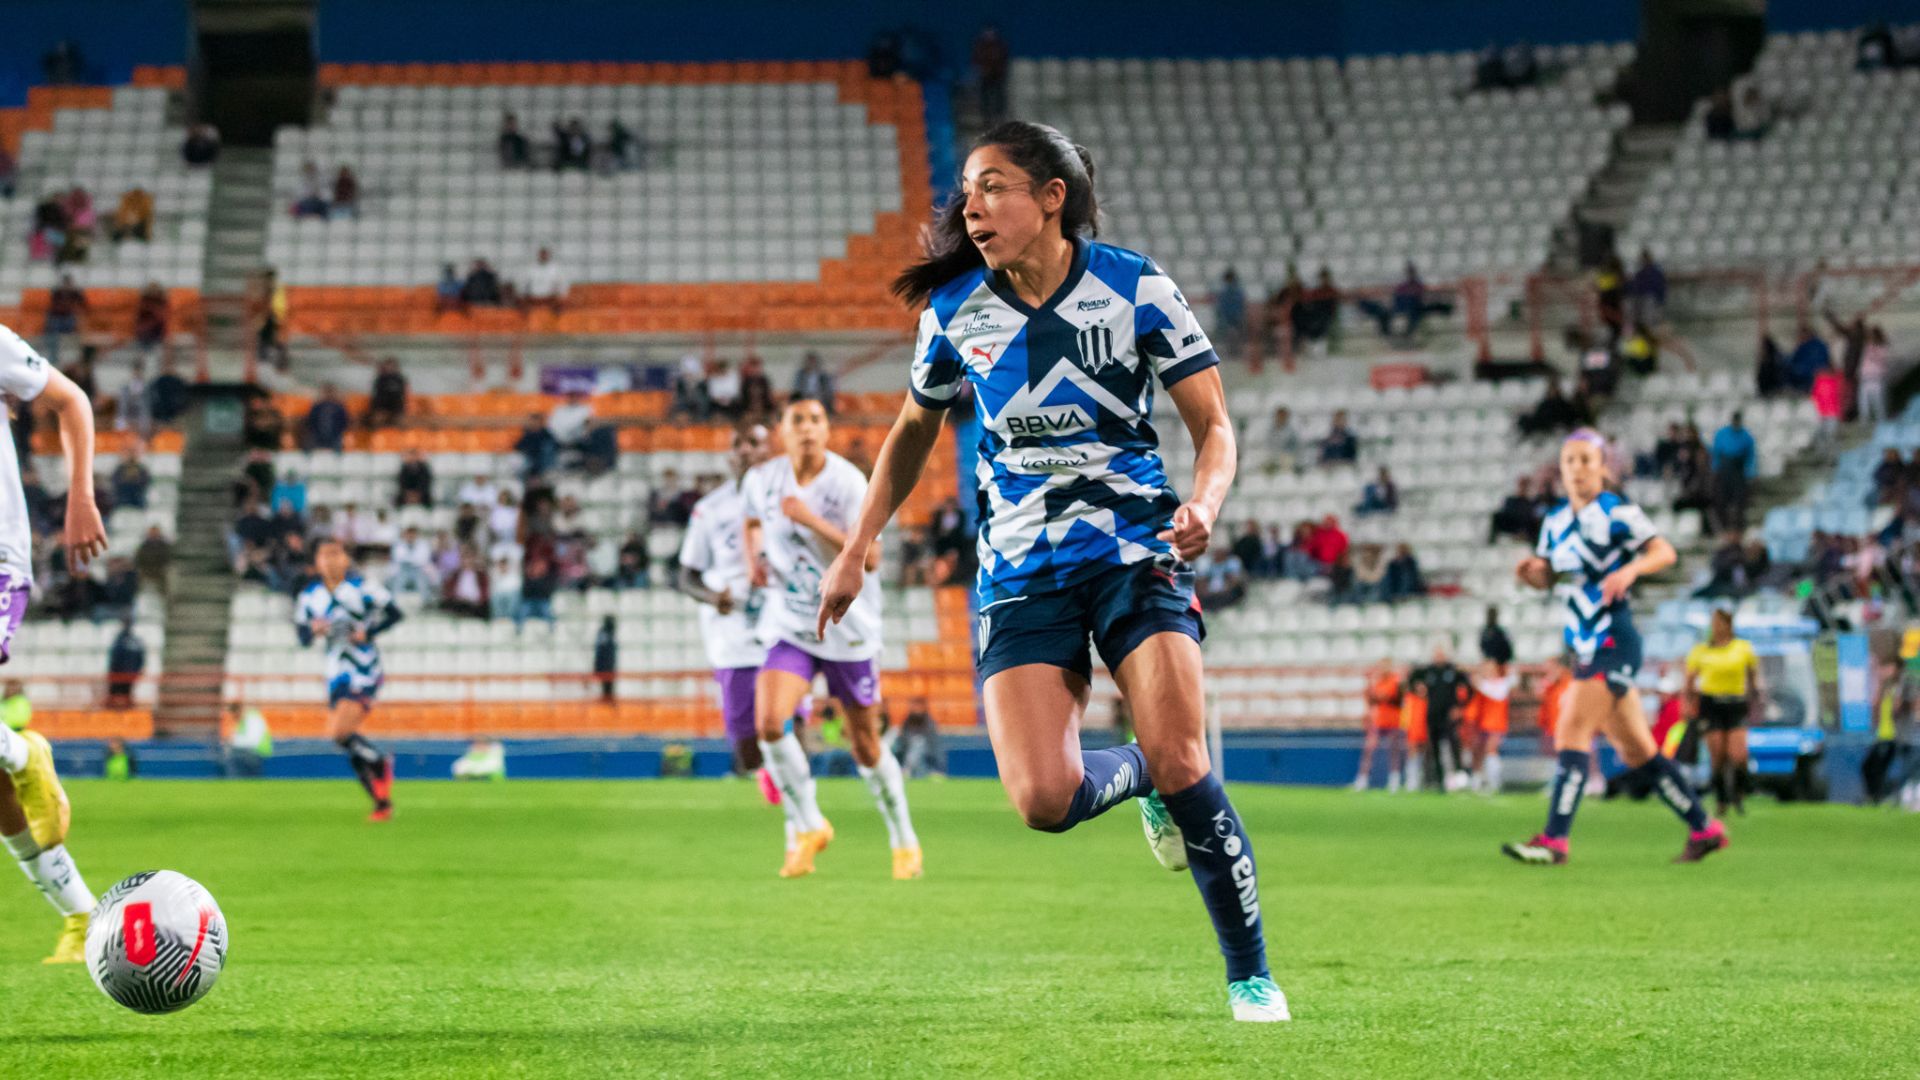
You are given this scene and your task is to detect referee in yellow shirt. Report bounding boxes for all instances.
[1684,609,1763,816]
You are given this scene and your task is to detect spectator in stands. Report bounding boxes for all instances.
[519,247,570,314]
[42,274,86,364]
[148,355,189,424]
[1593,252,1627,346]
[1733,86,1773,140]
[1710,411,1756,532]
[548,390,593,449]
[269,468,306,516]
[1261,405,1302,472]
[604,119,638,171]
[1859,325,1892,424]
[458,472,499,511]
[117,359,151,436]
[1705,87,1736,141]
[594,616,618,700]
[1786,322,1832,394]
[182,123,221,166]
[1319,410,1358,465]
[1383,544,1426,603]
[294,160,330,218]
[671,353,710,420]
[516,550,559,629]
[896,698,946,778]
[42,39,83,84]
[442,551,491,620]
[498,112,530,169]
[1308,515,1350,569]
[791,351,836,413]
[394,449,433,508]
[356,508,398,561]
[1875,447,1907,506]
[134,525,171,595]
[1621,323,1660,377]
[132,282,170,360]
[462,259,505,307]
[1360,263,1451,340]
[254,268,289,370]
[1628,248,1667,329]
[867,31,903,78]
[1295,267,1341,348]
[489,490,522,548]
[110,451,150,509]
[0,145,15,199]
[331,166,359,218]
[105,621,145,709]
[365,357,408,429]
[972,24,1010,124]
[485,555,520,621]
[705,360,743,419]
[303,386,350,452]
[435,264,464,313]
[1195,545,1247,610]
[552,118,592,172]
[1474,40,1539,90]
[1518,377,1588,437]
[1213,268,1247,362]
[1229,520,1265,579]
[615,531,651,589]
[1355,466,1398,516]
[59,187,96,265]
[95,557,139,624]
[1480,607,1513,667]
[109,187,154,244]
[738,357,775,419]
[232,446,274,506]
[1694,533,1751,599]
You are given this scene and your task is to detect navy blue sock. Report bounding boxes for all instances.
[1159,773,1269,983]
[1037,744,1151,833]
[1543,749,1589,840]
[1632,755,1709,832]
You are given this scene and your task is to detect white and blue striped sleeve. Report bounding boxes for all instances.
[1609,500,1658,552]
[1134,266,1218,388]
[908,306,965,410]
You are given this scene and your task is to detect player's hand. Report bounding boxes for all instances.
[310,618,332,637]
[748,560,768,589]
[1515,557,1551,590]
[816,548,866,638]
[1156,501,1214,562]
[1598,566,1637,606]
[349,627,368,644]
[63,497,107,573]
[714,588,735,615]
[780,495,817,525]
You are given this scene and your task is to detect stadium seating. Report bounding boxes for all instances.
[0,78,208,305]
[1011,43,1632,294]
[1623,28,1920,274]
[264,62,933,335]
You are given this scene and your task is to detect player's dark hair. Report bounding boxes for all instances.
[892,120,1100,307]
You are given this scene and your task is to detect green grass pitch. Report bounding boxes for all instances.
[3,778,1916,1078]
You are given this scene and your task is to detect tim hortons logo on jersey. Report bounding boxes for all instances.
[963,310,1004,334]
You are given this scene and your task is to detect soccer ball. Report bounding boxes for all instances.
[85,870,229,1014]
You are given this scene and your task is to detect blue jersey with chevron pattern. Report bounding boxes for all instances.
[1534,492,1659,663]
[294,573,399,703]
[908,237,1219,605]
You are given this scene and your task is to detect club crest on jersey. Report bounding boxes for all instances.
[1075,326,1116,373]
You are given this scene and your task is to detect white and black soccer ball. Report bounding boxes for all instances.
[85,870,228,1014]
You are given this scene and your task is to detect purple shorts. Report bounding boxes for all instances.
[762,640,880,709]
[0,582,28,665]
[713,666,759,742]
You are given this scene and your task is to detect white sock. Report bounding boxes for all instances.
[757,739,808,834]
[1485,754,1503,792]
[0,725,27,774]
[784,819,798,854]
[1404,757,1423,791]
[759,735,826,832]
[856,748,918,851]
[17,842,93,916]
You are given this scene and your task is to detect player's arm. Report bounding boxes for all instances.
[674,563,732,611]
[816,398,943,633]
[1598,535,1676,605]
[1745,645,1766,720]
[1159,367,1235,562]
[362,595,403,639]
[742,515,767,589]
[294,597,322,647]
[38,366,107,572]
[1683,659,1701,716]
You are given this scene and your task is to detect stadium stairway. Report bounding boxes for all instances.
[156,405,244,738]
[1557,122,1685,271]
[201,147,276,380]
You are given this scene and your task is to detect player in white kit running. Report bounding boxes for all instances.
[743,398,920,880]
[0,324,108,963]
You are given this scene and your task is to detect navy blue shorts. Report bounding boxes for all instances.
[975,559,1205,683]
[1573,622,1643,698]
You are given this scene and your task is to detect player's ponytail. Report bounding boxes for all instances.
[892,121,1101,306]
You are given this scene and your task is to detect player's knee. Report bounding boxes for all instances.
[1007,777,1076,831]
[1140,740,1208,795]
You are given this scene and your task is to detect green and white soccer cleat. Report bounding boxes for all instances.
[1138,791,1187,871]
[1228,975,1291,1022]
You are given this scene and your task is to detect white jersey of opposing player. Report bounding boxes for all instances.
[0,325,53,585]
[742,451,882,662]
[677,477,769,671]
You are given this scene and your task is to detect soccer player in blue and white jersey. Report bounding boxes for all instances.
[295,538,403,821]
[0,324,106,963]
[1503,430,1728,865]
[816,122,1285,1022]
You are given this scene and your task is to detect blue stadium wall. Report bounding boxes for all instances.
[0,0,189,107]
